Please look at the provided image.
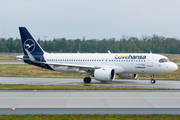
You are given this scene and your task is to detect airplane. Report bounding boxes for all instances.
[16,27,178,84]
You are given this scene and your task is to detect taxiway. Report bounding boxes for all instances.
[0,90,180,114]
[0,77,180,114]
[0,77,180,89]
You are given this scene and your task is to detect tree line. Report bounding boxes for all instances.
[0,34,179,54]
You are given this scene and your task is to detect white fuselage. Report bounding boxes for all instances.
[43,53,178,74]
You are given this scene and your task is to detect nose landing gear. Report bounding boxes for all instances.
[151,79,156,84]
[150,74,156,84]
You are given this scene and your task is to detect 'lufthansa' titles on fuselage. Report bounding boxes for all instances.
[115,55,146,59]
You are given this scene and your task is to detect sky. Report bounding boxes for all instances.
[0,0,180,40]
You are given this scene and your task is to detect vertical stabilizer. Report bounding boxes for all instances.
[19,27,45,55]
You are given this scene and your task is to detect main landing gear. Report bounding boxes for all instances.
[83,72,92,83]
[83,77,91,83]
[150,74,156,84]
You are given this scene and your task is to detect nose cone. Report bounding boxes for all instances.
[172,63,178,71]
[175,64,178,71]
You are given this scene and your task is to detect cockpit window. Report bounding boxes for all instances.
[159,58,171,63]
[167,59,171,62]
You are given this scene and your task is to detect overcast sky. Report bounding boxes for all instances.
[0,0,180,40]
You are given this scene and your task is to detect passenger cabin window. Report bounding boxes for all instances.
[159,58,170,63]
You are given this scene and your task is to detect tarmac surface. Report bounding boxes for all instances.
[1,90,180,114]
[1,75,180,114]
[0,77,180,89]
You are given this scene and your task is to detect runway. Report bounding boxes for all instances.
[0,90,180,114]
[1,77,180,114]
[0,77,180,89]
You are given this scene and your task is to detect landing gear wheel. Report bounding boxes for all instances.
[150,74,156,84]
[83,77,91,83]
[151,79,156,84]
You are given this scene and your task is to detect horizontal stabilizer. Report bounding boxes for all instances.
[16,55,30,60]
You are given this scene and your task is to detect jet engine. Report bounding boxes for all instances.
[94,68,115,81]
[118,74,138,79]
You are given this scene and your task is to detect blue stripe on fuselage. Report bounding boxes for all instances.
[24,60,54,71]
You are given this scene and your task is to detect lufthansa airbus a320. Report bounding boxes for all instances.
[16,27,178,84]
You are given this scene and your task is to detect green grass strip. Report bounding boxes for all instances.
[1,114,180,120]
[0,84,179,90]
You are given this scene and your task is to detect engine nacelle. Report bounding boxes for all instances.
[118,74,138,79]
[94,68,115,81]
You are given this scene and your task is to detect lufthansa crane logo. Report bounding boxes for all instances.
[24,39,35,53]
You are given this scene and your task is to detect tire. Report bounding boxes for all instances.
[151,79,156,84]
[84,77,91,83]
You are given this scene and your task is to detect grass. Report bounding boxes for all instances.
[168,56,180,63]
[0,84,178,90]
[0,55,20,62]
[0,114,180,120]
[0,65,180,80]
[0,65,87,78]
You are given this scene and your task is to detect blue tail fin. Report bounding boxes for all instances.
[19,27,45,55]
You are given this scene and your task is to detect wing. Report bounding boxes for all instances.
[45,62,100,69]
[22,49,101,70]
